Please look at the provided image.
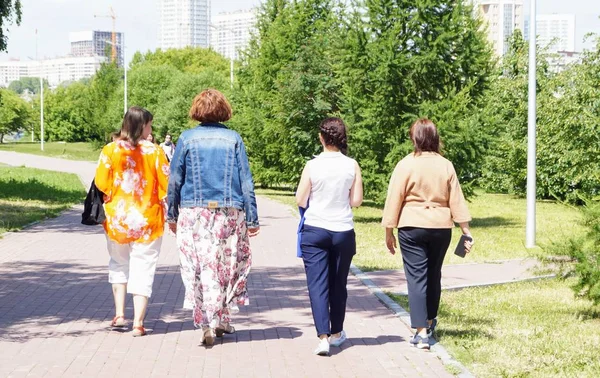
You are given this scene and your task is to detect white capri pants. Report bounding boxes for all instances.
[106,236,162,298]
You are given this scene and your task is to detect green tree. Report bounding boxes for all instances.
[236,0,342,186]
[535,34,600,202]
[106,48,231,142]
[0,88,31,142]
[0,0,21,52]
[43,82,93,142]
[87,63,123,140]
[127,64,179,111]
[334,0,494,199]
[29,47,232,145]
[130,47,230,76]
[154,70,231,140]
[550,202,600,305]
[479,31,579,200]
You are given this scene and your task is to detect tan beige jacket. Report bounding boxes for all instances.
[382,152,471,229]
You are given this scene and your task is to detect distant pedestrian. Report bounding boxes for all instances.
[167,89,260,346]
[382,118,473,350]
[295,117,363,356]
[160,134,175,162]
[95,106,170,337]
[146,133,155,143]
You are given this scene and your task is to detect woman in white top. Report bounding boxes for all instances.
[295,117,363,356]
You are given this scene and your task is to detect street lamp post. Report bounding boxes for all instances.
[122,36,127,114]
[40,62,44,151]
[33,29,44,151]
[526,0,537,248]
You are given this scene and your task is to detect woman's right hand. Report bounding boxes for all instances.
[459,223,474,254]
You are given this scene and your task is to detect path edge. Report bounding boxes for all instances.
[350,264,476,378]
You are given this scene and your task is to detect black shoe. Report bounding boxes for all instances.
[427,318,437,338]
[410,334,430,350]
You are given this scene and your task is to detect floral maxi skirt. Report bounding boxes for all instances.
[176,207,252,329]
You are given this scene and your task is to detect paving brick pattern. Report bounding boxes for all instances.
[0,153,452,377]
[367,259,546,295]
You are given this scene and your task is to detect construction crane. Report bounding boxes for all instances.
[94,6,117,64]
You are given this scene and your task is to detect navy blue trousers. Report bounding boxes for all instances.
[301,225,356,337]
[398,227,452,329]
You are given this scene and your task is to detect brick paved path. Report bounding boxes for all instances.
[0,154,451,377]
[367,259,549,296]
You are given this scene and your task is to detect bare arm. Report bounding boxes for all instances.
[458,222,471,236]
[295,164,311,208]
[349,161,363,207]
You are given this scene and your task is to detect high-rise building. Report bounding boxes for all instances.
[69,31,124,67]
[0,56,107,88]
[473,0,524,57]
[159,0,210,49]
[524,14,576,53]
[546,50,581,72]
[210,9,257,61]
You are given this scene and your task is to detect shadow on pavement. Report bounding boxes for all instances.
[7,207,108,235]
[0,261,403,345]
[328,335,405,355]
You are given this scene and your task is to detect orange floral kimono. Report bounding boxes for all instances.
[95,140,170,244]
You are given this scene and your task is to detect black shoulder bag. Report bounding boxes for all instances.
[81,180,106,225]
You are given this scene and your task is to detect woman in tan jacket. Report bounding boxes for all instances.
[382,119,474,350]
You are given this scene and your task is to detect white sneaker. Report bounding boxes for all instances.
[329,330,347,347]
[314,338,330,356]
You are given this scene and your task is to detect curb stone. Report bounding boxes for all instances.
[350,264,476,378]
[0,204,85,239]
[0,220,41,239]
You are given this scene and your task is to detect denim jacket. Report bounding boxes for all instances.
[167,123,259,228]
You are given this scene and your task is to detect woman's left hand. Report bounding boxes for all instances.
[386,230,397,255]
[168,222,177,235]
[464,235,475,254]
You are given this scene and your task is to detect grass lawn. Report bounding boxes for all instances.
[389,279,600,377]
[0,166,86,235]
[257,188,584,271]
[0,142,99,161]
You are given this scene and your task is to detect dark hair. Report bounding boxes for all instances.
[410,118,442,155]
[319,117,348,155]
[189,89,232,123]
[119,106,153,146]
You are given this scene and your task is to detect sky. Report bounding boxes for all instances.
[0,0,598,63]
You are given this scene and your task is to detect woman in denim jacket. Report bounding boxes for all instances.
[167,89,260,346]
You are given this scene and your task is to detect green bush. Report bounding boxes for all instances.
[549,202,600,304]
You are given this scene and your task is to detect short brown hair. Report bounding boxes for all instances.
[410,118,442,155]
[189,89,232,123]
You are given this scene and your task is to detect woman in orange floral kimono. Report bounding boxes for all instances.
[95,106,170,337]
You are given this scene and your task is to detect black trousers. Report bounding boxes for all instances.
[301,225,356,337]
[398,227,452,329]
